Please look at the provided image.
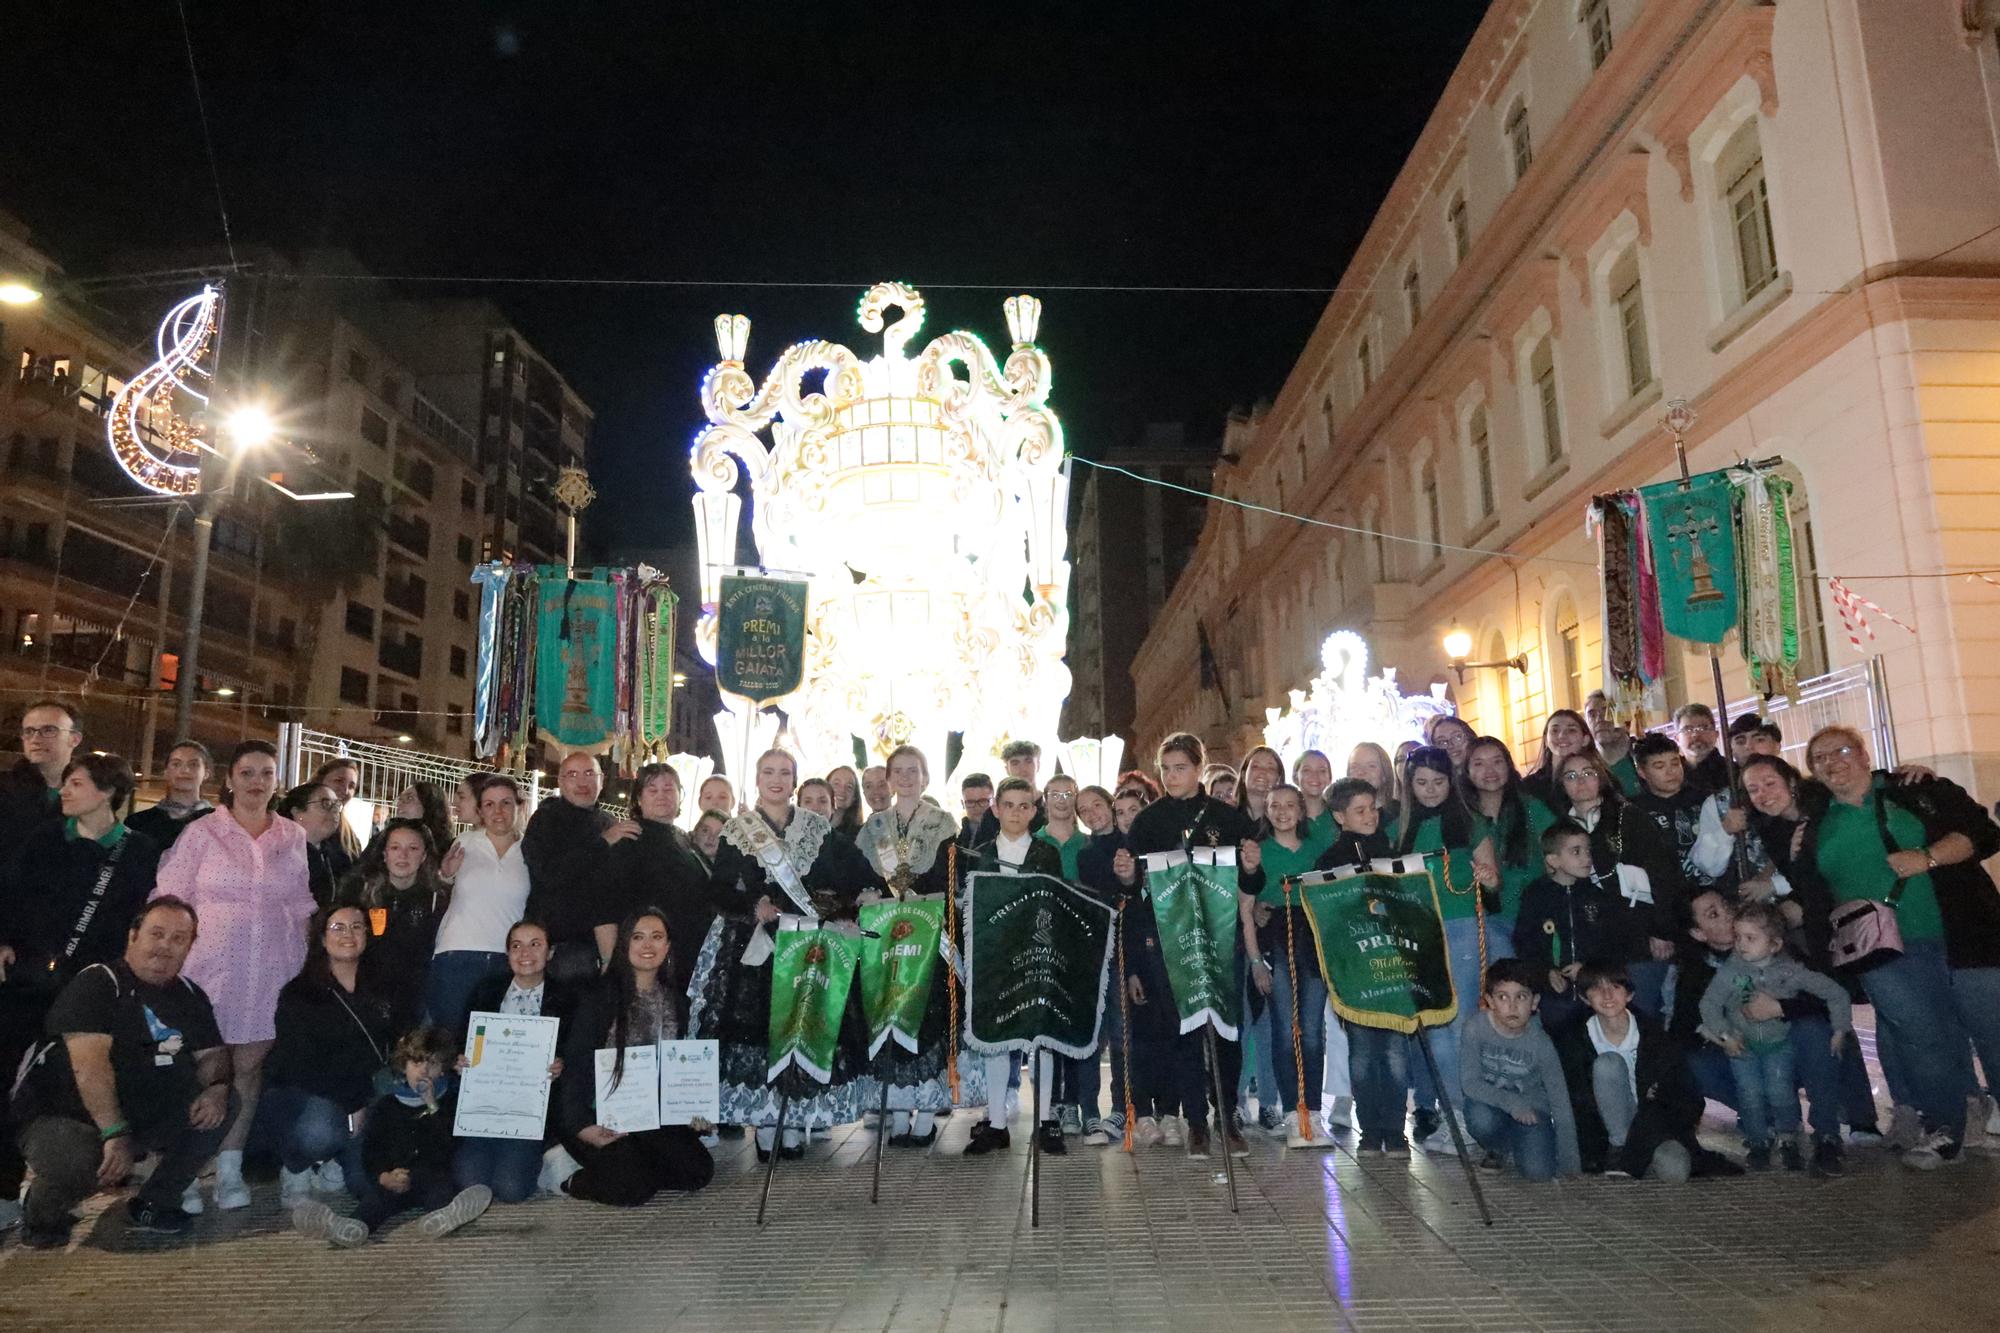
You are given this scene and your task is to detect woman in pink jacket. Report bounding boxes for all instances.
[153,739,315,1211]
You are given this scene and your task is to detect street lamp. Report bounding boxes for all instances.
[0,280,42,306]
[225,405,278,451]
[1442,622,1527,685]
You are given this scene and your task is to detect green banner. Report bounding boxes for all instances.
[857,898,946,1059]
[1640,473,1739,645]
[715,574,808,703]
[767,926,860,1084]
[534,569,618,747]
[964,872,1114,1058]
[1142,849,1241,1039]
[1298,861,1457,1034]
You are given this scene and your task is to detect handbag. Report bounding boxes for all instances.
[1826,794,1909,975]
[19,838,128,996]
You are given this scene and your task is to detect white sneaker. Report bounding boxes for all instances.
[1082,1118,1111,1147]
[292,1200,368,1248]
[539,1144,582,1195]
[315,1159,347,1194]
[214,1173,252,1211]
[1133,1116,1163,1149]
[279,1168,316,1207]
[1161,1114,1186,1148]
[1327,1095,1355,1130]
[417,1185,492,1239]
[180,1182,205,1216]
[1901,1130,1959,1171]
[1419,1123,1454,1153]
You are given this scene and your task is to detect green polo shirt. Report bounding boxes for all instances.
[1607,752,1641,798]
[64,816,129,849]
[1814,780,1944,941]
[1477,794,1559,920]
[1250,832,1332,907]
[1034,825,1090,882]
[1391,815,1482,922]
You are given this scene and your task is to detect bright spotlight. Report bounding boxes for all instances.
[225,405,278,451]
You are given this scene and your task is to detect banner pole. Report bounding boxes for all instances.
[755,1091,790,1227]
[1116,904,1137,1157]
[1202,1024,1239,1213]
[1411,1019,1492,1228]
[1667,409,1751,882]
[1029,1048,1043,1229]
[870,1069,891,1205]
[1281,877,1313,1146]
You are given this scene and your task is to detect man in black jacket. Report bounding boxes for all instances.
[524,752,639,987]
[1113,733,1258,1160]
[2,698,82,853]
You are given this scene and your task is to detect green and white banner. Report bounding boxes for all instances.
[1640,472,1739,646]
[964,872,1114,1059]
[714,573,808,704]
[856,898,946,1059]
[1142,847,1241,1040]
[766,925,860,1085]
[1297,858,1456,1035]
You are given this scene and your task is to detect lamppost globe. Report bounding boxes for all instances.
[224,405,277,451]
[0,281,42,307]
[1442,627,1473,661]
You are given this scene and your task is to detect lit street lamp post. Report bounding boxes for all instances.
[172,405,276,741]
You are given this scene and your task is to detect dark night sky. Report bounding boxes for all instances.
[2,0,1488,552]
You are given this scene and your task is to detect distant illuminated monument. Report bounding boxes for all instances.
[1262,631,1456,771]
[689,282,1072,790]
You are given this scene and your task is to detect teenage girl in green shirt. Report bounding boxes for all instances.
[1462,736,1559,924]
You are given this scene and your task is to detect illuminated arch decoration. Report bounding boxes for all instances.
[1262,630,1456,772]
[105,285,218,496]
[690,282,1072,792]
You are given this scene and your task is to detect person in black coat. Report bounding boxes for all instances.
[523,753,639,986]
[603,764,710,998]
[451,920,577,1202]
[1111,733,1259,1160]
[261,903,396,1204]
[555,910,713,1206]
[1557,961,1738,1181]
[125,740,215,854]
[290,1024,494,1247]
[338,818,448,1029]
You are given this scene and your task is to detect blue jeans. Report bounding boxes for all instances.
[1627,958,1671,1020]
[424,950,510,1037]
[1944,965,2000,1100]
[454,1136,544,1203]
[254,1085,364,1177]
[1264,955,1326,1121]
[1346,1022,1408,1146]
[1412,915,1514,1113]
[1860,939,1971,1141]
[1463,1097,1559,1181]
[1729,1042,1799,1147]
[1066,967,1127,1124]
[1238,969,1282,1114]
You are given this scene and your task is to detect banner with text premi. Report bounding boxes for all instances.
[1297,858,1456,1035]
[714,574,808,704]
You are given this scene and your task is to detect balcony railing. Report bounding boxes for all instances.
[385,514,431,558]
[384,579,427,619]
[377,637,423,678]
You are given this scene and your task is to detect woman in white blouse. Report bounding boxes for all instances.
[427,777,530,1037]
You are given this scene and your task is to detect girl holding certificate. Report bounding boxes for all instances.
[689,748,883,1161]
[556,911,714,1205]
[454,920,576,1202]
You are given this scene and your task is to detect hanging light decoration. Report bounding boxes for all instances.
[690,282,1072,795]
[105,285,220,496]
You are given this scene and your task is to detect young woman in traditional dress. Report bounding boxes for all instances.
[689,749,883,1161]
[855,745,974,1147]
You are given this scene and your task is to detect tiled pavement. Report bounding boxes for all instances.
[3,1106,1998,1333]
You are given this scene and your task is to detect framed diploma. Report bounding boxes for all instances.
[657,1039,720,1126]
[453,1011,561,1141]
[593,1045,661,1133]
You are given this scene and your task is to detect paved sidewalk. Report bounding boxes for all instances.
[3,1109,1997,1333]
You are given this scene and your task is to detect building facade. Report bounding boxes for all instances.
[1130,0,2000,795]
[0,215,299,766]
[1062,424,1220,740]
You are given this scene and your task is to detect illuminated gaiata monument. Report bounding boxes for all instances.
[689,282,1072,791]
[1262,631,1456,772]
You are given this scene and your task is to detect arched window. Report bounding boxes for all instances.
[1529,337,1564,467]
[1403,264,1423,329]
[1465,406,1495,521]
[1551,593,1583,710]
[1505,100,1534,184]
[1419,458,1443,560]
[1718,120,1778,306]
[1582,0,1613,70]
[1447,193,1471,265]
[1608,247,1652,397]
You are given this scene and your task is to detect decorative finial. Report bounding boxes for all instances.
[714,314,750,364]
[1662,397,1696,437]
[1004,294,1042,348]
[554,465,597,514]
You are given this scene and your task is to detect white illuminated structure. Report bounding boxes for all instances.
[1262,631,1457,773]
[690,282,1072,792]
[1059,735,1126,792]
[106,285,219,496]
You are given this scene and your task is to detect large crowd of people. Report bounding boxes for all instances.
[3,687,1998,1254]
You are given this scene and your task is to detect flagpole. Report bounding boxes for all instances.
[1202,1024,1239,1213]
[1029,1048,1043,1229]
[756,1091,790,1227]
[1664,398,1751,882]
[870,1068,891,1205]
[1411,1014,1492,1228]
[1280,878,1316,1147]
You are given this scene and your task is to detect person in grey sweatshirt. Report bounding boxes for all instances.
[1697,901,1853,1171]
[1458,958,1581,1180]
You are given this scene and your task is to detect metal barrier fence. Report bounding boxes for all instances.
[277,723,546,837]
[1649,659,1897,769]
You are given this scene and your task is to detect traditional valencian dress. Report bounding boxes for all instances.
[856,801,984,1138]
[688,805,883,1133]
